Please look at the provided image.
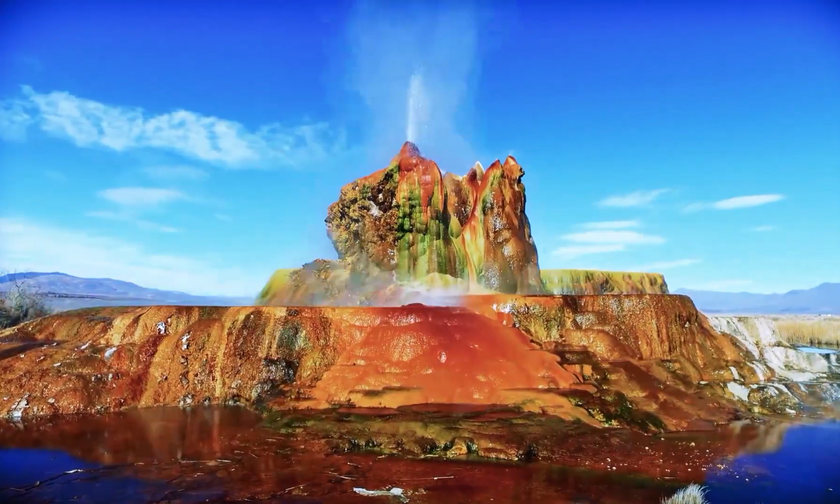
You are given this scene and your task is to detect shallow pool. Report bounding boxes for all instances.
[0,407,837,503]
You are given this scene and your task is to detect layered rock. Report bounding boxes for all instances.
[259,142,684,306]
[541,269,669,295]
[3,296,836,430]
[265,142,543,305]
[260,267,671,305]
[707,316,840,410]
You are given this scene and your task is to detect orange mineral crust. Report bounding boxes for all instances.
[4,295,833,430]
[307,305,581,411]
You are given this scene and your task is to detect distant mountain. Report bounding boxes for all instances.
[3,272,836,315]
[0,272,254,312]
[675,282,840,315]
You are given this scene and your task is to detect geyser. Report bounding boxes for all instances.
[405,72,428,143]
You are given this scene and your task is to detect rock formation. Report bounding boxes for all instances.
[2,142,837,440]
[263,142,544,305]
[2,296,837,430]
[330,142,542,292]
[541,269,669,295]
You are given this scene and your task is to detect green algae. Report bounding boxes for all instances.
[541,269,669,295]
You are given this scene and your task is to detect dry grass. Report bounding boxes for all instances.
[661,484,708,504]
[773,316,840,349]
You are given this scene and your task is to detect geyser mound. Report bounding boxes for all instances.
[260,141,542,306]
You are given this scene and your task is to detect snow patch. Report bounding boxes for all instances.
[104,347,117,360]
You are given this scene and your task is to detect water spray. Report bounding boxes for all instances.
[406,71,428,143]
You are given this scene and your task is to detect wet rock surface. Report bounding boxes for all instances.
[1,296,836,428]
[261,143,671,307]
[0,406,810,504]
[541,269,669,295]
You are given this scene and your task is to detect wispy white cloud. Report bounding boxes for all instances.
[551,244,625,259]
[552,225,665,259]
[631,258,700,271]
[0,217,262,297]
[214,213,232,222]
[98,187,187,207]
[713,194,784,209]
[684,194,785,212]
[143,165,209,181]
[0,85,349,169]
[89,187,190,232]
[750,225,776,232]
[580,220,640,230]
[0,98,32,141]
[552,217,667,262]
[86,211,180,233]
[597,189,669,208]
[561,230,666,245]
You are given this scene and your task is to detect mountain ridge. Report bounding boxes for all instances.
[2,271,836,314]
[675,282,840,314]
[0,272,253,311]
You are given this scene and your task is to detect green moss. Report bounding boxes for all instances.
[276,320,310,356]
[540,269,669,295]
[594,391,666,434]
[198,306,222,319]
[256,269,296,304]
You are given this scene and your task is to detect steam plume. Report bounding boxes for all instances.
[344,0,482,172]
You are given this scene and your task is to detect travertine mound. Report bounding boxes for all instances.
[261,142,544,305]
[4,295,832,430]
[260,142,668,305]
[541,269,669,295]
[326,142,542,293]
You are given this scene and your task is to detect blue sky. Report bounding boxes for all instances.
[0,0,838,297]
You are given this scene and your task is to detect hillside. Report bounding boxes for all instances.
[0,272,253,311]
[676,282,840,314]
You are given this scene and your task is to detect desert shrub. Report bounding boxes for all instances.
[661,484,708,504]
[0,274,52,329]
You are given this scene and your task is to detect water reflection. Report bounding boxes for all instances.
[0,407,836,503]
[705,421,840,504]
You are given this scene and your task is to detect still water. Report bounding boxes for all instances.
[0,407,837,504]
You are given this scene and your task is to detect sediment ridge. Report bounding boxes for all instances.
[3,294,835,431]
